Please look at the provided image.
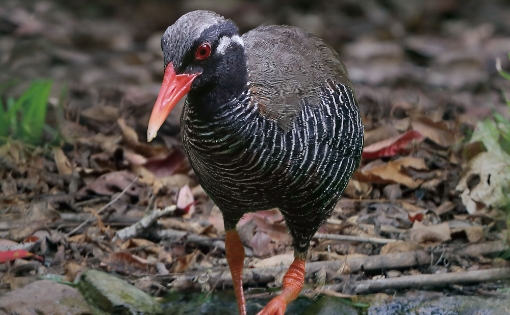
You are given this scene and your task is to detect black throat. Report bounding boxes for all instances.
[186,43,248,118]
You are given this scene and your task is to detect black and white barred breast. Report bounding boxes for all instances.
[181,81,363,220]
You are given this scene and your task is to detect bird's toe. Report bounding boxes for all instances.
[256,296,287,315]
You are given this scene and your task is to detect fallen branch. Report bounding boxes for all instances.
[314,233,396,244]
[169,240,508,291]
[335,268,510,294]
[114,206,177,241]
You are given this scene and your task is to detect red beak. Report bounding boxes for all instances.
[147,63,200,142]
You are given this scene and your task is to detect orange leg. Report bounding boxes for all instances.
[225,229,247,315]
[256,258,306,315]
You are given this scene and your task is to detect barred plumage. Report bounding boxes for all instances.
[182,82,363,252]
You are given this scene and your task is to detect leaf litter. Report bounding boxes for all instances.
[0,0,509,305]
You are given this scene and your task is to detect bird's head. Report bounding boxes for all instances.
[147,10,246,141]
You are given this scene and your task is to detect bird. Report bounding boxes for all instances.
[147,10,364,315]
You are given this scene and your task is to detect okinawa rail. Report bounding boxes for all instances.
[147,10,364,315]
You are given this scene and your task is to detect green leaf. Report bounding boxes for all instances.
[0,97,7,137]
[21,81,52,143]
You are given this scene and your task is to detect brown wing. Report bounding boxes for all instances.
[242,25,353,130]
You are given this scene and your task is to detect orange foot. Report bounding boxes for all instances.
[256,296,286,315]
[256,258,306,315]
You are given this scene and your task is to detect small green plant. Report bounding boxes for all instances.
[0,80,53,144]
[495,54,510,258]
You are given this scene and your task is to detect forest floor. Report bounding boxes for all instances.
[0,0,510,314]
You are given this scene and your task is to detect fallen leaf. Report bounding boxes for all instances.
[380,241,423,254]
[408,213,425,223]
[0,250,43,263]
[434,201,456,216]
[344,179,372,199]
[53,147,73,175]
[101,252,151,272]
[120,238,160,255]
[176,185,195,216]
[249,230,272,257]
[356,157,428,188]
[456,151,510,214]
[362,129,424,160]
[81,105,119,123]
[80,170,141,196]
[117,117,139,144]
[364,124,400,147]
[170,251,200,273]
[253,252,294,268]
[405,221,451,244]
[410,115,455,147]
[451,225,484,243]
[144,150,189,177]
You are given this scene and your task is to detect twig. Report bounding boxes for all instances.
[74,197,110,207]
[152,228,254,257]
[335,268,510,294]
[114,205,177,241]
[314,233,396,244]
[65,176,138,238]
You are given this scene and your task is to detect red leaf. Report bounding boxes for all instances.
[0,250,43,263]
[362,129,424,160]
[144,150,188,177]
[23,236,40,243]
[408,213,425,223]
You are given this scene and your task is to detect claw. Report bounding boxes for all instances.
[256,296,286,315]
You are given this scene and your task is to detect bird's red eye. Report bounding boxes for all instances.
[195,43,211,60]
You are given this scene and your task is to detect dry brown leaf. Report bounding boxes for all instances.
[253,252,294,268]
[252,215,291,245]
[155,174,192,191]
[63,261,87,282]
[250,230,272,257]
[380,241,423,254]
[159,218,201,234]
[120,238,160,255]
[421,177,446,192]
[344,179,372,199]
[434,201,456,216]
[52,147,73,175]
[1,174,17,196]
[132,165,156,186]
[117,117,139,144]
[356,157,428,188]
[451,225,484,243]
[102,251,152,273]
[398,201,425,213]
[406,221,451,244]
[410,115,455,147]
[364,124,399,147]
[66,234,87,243]
[170,251,200,273]
[76,133,120,154]
[80,170,141,196]
[81,105,119,123]
[158,249,173,265]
